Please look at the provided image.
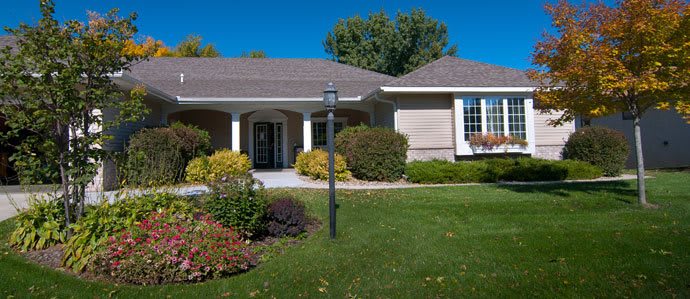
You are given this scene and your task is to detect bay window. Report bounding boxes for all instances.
[456,96,534,155]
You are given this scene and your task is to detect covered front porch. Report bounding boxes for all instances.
[164,102,379,168]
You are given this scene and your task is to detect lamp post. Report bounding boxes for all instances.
[323,82,338,239]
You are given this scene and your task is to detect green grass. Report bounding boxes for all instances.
[1,171,689,298]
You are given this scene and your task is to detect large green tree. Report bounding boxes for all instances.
[0,1,151,226]
[324,8,457,77]
[528,0,690,205]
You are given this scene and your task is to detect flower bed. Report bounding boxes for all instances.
[92,213,251,285]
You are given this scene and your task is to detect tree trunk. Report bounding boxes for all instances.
[633,116,647,205]
[58,155,71,230]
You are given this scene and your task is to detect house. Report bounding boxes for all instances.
[0,35,579,189]
[583,109,690,169]
[85,55,574,188]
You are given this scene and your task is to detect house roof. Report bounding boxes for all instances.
[384,56,535,88]
[0,35,17,53]
[127,58,395,99]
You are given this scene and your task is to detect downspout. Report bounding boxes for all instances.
[374,93,398,131]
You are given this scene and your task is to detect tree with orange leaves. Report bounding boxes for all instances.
[529,0,689,205]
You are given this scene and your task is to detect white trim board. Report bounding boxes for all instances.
[177,97,362,103]
[381,87,536,93]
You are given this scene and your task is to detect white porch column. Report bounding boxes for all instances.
[231,112,241,151]
[302,112,312,152]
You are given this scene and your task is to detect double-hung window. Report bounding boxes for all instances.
[312,120,344,148]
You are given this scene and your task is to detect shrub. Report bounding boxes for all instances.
[92,212,250,285]
[9,196,66,251]
[204,174,267,238]
[185,156,210,183]
[294,149,350,181]
[120,123,212,187]
[169,122,211,160]
[206,149,252,182]
[62,193,194,272]
[406,158,602,184]
[120,128,184,186]
[266,198,307,237]
[405,160,490,184]
[563,126,629,176]
[335,126,408,181]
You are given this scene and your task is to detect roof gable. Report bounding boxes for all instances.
[384,56,535,88]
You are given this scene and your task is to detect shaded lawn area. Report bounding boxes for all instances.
[1,171,689,298]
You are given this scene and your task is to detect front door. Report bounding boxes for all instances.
[254,122,275,169]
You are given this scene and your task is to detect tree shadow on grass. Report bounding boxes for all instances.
[496,180,638,202]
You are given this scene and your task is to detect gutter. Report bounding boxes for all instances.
[110,71,177,104]
[374,92,398,131]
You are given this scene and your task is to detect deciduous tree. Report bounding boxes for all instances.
[240,50,267,58]
[324,9,457,77]
[172,34,220,57]
[0,0,152,227]
[528,0,690,205]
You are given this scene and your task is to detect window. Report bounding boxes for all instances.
[507,98,526,139]
[463,98,481,140]
[312,121,344,148]
[485,99,504,135]
[461,97,529,144]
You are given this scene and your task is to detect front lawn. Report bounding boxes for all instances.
[1,171,689,297]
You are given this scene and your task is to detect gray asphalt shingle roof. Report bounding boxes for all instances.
[127,58,395,98]
[0,35,17,53]
[384,56,535,87]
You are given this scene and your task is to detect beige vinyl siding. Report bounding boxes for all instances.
[397,94,454,149]
[534,110,574,146]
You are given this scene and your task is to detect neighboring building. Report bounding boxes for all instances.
[586,109,690,169]
[1,35,580,189]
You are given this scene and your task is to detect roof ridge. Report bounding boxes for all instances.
[446,56,528,73]
[320,59,396,79]
[383,55,455,86]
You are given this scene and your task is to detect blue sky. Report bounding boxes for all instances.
[1,0,569,70]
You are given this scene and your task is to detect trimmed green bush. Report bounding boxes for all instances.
[406,158,602,184]
[563,126,629,176]
[204,174,268,239]
[294,149,350,181]
[335,125,408,182]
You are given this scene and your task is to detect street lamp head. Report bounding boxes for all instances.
[323,82,338,112]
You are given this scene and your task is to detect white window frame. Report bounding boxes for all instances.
[454,95,535,155]
[311,117,347,148]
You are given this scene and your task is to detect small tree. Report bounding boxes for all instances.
[529,0,690,205]
[324,8,457,77]
[0,0,152,227]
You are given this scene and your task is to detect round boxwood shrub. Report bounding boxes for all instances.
[335,125,409,182]
[563,126,629,176]
[185,150,251,183]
